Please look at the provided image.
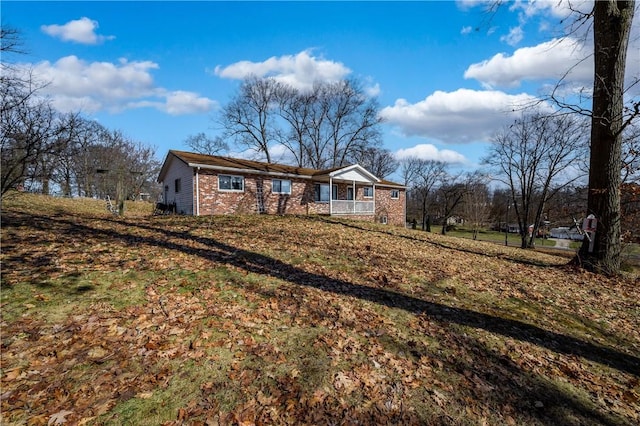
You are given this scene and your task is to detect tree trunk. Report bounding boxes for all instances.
[578,0,634,275]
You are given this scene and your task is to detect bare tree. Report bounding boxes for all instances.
[0,27,51,196]
[31,112,82,195]
[65,119,109,197]
[1,27,161,204]
[318,79,382,169]
[93,130,161,214]
[577,0,637,274]
[544,185,588,228]
[621,182,640,244]
[219,77,383,170]
[1,27,24,55]
[275,84,315,167]
[622,122,640,184]
[484,113,588,248]
[349,146,398,179]
[462,173,492,240]
[184,132,228,156]
[219,76,283,163]
[435,176,468,235]
[0,84,68,196]
[478,1,637,273]
[401,157,447,231]
[278,79,383,169]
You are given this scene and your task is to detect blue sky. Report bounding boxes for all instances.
[3,1,639,180]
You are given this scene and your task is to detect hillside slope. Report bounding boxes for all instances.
[1,193,639,425]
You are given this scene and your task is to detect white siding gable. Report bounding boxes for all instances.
[162,158,194,215]
[330,166,378,183]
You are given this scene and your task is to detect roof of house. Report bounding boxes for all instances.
[158,150,405,188]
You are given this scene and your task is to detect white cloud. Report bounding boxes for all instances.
[214,50,352,91]
[163,91,217,115]
[129,91,217,116]
[464,37,592,88]
[365,82,381,97]
[510,0,594,19]
[41,17,114,45]
[500,26,524,46]
[26,55,216,115]
[455,0,490,11]
[32,56,157,106]
[395,144,466,164]
[380,88,551,144]
[461,26,473,35]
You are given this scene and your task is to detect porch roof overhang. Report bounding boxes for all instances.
[313,164,380,184]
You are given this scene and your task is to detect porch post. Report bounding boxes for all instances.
[373,183,376,216]
[352,180,356,214]
[329,177,333,215]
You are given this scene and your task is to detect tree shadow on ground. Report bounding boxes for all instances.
[374,322,627,425]
[312,216,567,268]
[4,209,639,423]
[5,210,635,377]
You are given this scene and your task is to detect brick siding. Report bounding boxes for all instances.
[375,186,406,227]
[192,169,405,226]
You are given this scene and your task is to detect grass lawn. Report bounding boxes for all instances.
[446,227,640,271]
[445,227,553,247]
[1,193,639,425]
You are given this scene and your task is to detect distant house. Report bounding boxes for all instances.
[157,150,406,226]
[550,226,584,240]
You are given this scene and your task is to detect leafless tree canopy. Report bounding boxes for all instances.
[462,173,492,240]
[219,76,282,164]
[483,113,589,248]
[348,147,398,179]
[218,77,384,170]
[622,123,640,185]
[1,27,161,203]
[401,158,448,231]
[184,132,229,156]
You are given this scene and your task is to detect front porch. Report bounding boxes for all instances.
[314,164,381,217]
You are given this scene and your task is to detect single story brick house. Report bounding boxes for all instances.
[157,150,406,226]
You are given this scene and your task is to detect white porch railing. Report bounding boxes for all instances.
[331,200,374,214]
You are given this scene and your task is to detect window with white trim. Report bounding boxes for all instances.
[174,178,181,193]
[347,187,354,200]
[314,184,330,202]
[363,186,374,198]
[272,179,291,194]
[391,189,400,199]
[219,174,244,191]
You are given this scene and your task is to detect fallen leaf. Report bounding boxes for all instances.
[48,409,73,425]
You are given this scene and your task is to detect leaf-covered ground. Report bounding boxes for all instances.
[1,193,639,425]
